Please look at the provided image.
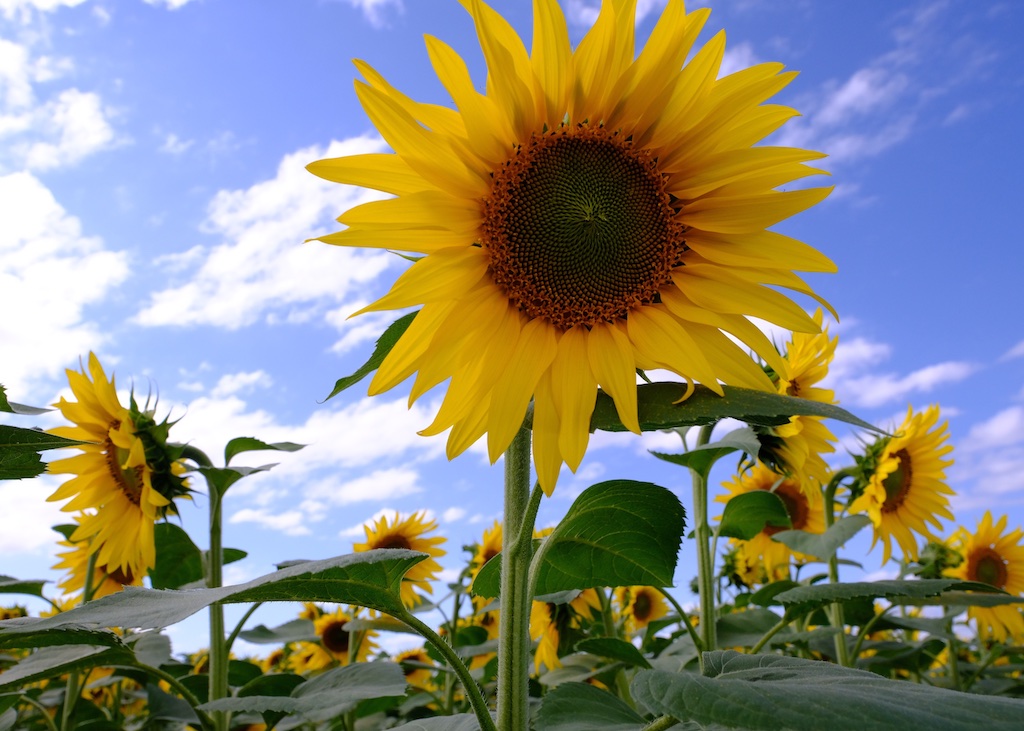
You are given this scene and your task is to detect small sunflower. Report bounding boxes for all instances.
[46,353,189,583]
[353,511,446,606]
[53,531,144,600]
[529,601,562,673]
[615,585,669,634]
[470,519,503,578]
[0,605,27,621]
[849,405,955,563]
[394,646,436,690]
[289,607,378,673]
[309,0,834,494]
[718,462,825,579]
[950,512,1024,643]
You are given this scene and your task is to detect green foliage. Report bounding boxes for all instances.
[651,427,761,479]
[0,424,85,480]
[774,579,1014,615]
[771,514,872,561]
[150,523,247,589]
[631,652,1024,731]
[223,436,304,465]
[534,682,646,730]
[717,491,791,540]
[0,645,134,691]
[324,312,417,401]
[0,385,48,415]
[0,575,47,599]
[574,638,652,669]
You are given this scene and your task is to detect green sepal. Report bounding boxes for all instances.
[324,312,417,401]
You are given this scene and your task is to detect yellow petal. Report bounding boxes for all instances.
[532,373,562,495]
[369,301,456,395]
[531,0,573,126]
[354,247,488,314]
[306,153,431,196]
[339,190,481,234]
[586,321,640,434]
[550,327,597,471]
[685,229,837,274]
[681,187,833,234]
[626,306,723,395]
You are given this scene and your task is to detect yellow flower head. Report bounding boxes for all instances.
[950,512,1024,643]
[353,510,446,607]
[289,607,378,673]
[614,585,669,634]
[46,353,189,584]
[470,519,503,578]
[394,646,436,690]
[309,0,835,494]
[849,405,955,563]
[718,462,825,580]
[53,530,144,600]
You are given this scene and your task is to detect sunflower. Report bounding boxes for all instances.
[760,310,838,488]
[615,585,669,634]
[470,519,503,578]
[394,646,437,690]
[289,607,378,673]
[353,511,446,607]
[46,353,189,583]
[849,405,955,563]
[718,462,825,579]
[529,590,601,673]
[950,512,1024,643]
[53,531,144,600]
[309,0,834,494]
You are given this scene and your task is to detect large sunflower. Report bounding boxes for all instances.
[353,511,446,607]
[718,462,825,579]
[950,512,1024,643]
[46,353,188,583]
[849,405,954,563]
[309,0,834,493]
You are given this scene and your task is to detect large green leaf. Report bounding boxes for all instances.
[0,385,48,415]
[224,437,304,466]
[0,645,134,691]
[389,716,486,731]
[631,651,1024,730]
[200,661,406,724]
[0,425,87,480]
[774,579,1012,616]
[534,682,646,730]
[324,312,416,401]
[574,638,652,669]
[237,618,316,645]
[0,550,426,646]
[0,575,47,598]
[651,428,761,480]
[716,608,789,648]
[0,618,125,651]
[472,481,684,598]
[149,523,246,590]
[591,383,881,433]
[145,683,199,723]
[717,491,790,540]
[771,514,872,561]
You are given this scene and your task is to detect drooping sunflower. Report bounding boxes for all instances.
[529,590,602,673]
[614,585,669,634]
[289,607,378,673]
[353,511,446,607]
[46,353,189,584]
[394,646,437,690]
[849,405,955,563]
[53,532,144,600]
[718,462,825,579]
[760,309,838,488]
[309,0,834,494]
[950,512,1024,643]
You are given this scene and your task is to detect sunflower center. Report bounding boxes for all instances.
[969,547,1008,589]
[482,124,685,330]
[633,591,653,622]
[320,619,351,655]
[763,482,807,536]
[103,421,144,506]
[880,449,913,513]
[378,536,412,550]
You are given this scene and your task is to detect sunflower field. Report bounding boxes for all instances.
[3,1,1024,730]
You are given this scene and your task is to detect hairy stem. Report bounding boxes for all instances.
[692,424,717,657]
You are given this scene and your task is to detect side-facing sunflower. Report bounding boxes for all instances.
[850,405,954,563]
[353,510,446,607]
[46,353,189,587]
[309,0,834,494]
[53,532,143,600]
[759,309,838,488]
[614,585,669,634]
[394,646,437,690]
[289,606,378,673]
[949,512,1024,643]
[718,462,825,580]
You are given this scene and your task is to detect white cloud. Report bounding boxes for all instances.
[229,508,313,536]
[0,0,84,22]
[210,370,273,399]
[325,303,401,355]
[1000,340,1024,362]
[719,42,759,78]
[0,170,130,398]
[962,406,1024,452]
[343,0,403,28]
[839,361,978,409]
[442,506,467,523]
[142,0,197,9]
[0,475,68,555]
[565,0,666,26]
[159,132,193,155]
[20,89,117,170]
[302,467,423,508]
[135,136,394,329]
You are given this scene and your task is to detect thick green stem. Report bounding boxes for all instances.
[497,427,534,731]
[823,471,853,667]
[399,611,496,731]
[692,424,717,656]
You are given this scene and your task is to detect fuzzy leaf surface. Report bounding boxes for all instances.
[535,682,646,730]
[774,579,1010,615]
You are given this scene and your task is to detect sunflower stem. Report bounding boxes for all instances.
[692,424,717,657]
[823,472,851,667]
[641,714,681,731]
[497,426,534,731]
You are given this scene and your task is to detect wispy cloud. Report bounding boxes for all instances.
[343,0,403,28]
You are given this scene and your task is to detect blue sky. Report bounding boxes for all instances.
[2,0,1023,655]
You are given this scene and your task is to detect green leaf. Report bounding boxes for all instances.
[324,312,416,401]
[651,427,761,479]
[771,514,872,561]
[0,575,47,598]
[591,383,883,434]
[0,385,49,415]
[0,550,427,644]
[197,464,276,495]
[774,579,1012,616]
[0,425,90,479]
[200,661,406,723]
[632,651,1024,731]
[237,672,307,728]
[473,481,684,598]
[150,523,248,589]
[389,716,486,731]
[145,683,199,723]
[237,618,316,645]
[717,491,790,540]
[224,437,304,466]
[574,638,652,669]
[748,580,800,607]
[128,631,171,667]
[534,681,646,730]
[716,608,788,648]
[0,645,134,691]
[0,619,125,651]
